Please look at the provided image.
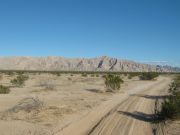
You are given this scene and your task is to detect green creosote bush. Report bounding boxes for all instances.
[91,74,95,77]
[128,75,132,79]
[139,72,159,80]
[0,75,3,81]
[96,74,99,77]
[55,72,61,76]
[157,75,180,121]
[82,73,87,77]
[0,85,10,94]
[11,75,29,87]
[6,71,15,76]
[105,74,124,92]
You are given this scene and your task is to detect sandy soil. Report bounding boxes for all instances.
[0,73,172,135]
[57,76,172,135]
[0,73,111,135]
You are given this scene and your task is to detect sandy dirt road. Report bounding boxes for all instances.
[57,77,171,135]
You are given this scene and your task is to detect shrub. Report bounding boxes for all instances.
[105,74,124,92]
[139,72,159,80]
[102,75,106,78]
[96,74,99,77]
[157,75,180,121]
[0,85,10,94]
[128,73,140,79]
[0,75,2,81]
[53,72,61,76]
[128,75,132,79]
[6,71,14,76]
[123,73,128,76]
[91,74,95,77]
[11,75,29,87]
[16,71,25,75]
[82,73,87,77]
[56,73,61,76]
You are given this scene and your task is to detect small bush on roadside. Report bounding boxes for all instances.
[139,72,159,80]
[105,74,124,92]
[156,75,180,121]
[0,85,10,94]
[11,75,29,87]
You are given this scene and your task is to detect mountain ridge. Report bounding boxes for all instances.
[0,56,179,72]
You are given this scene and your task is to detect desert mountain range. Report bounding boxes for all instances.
[0,56,179,72]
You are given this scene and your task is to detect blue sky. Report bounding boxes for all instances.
[0,0,179,66]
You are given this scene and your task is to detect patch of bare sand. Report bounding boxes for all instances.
[0,73,111,135]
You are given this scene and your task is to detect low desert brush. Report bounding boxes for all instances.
[105,74,124,92]
[11,74,29,87]
[139,72,159,80]
[156,75,180,121]
[0,85,10,94]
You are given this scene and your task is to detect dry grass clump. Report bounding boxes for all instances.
[0,97,44,121]
[8,97,44,113]
[39,79,56,91]
[0,96,73,124]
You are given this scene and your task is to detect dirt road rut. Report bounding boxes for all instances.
[57,77,171,135]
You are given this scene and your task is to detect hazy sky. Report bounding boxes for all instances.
[0,0,179,66]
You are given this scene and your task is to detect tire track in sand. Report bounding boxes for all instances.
[89,78,171,135]
[56,77,171,135]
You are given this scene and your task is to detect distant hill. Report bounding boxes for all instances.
[0,56,179,72]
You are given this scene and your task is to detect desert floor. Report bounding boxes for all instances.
[0,73,178,135]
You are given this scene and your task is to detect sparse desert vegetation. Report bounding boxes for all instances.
[139,72,159,80]
[82,73,88,77]
[0,71,178,135]
[39,79,56,91]
[0,85,10,94]
[105,74,124,92]
[157,75,180,121]
[11,74,29,87]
